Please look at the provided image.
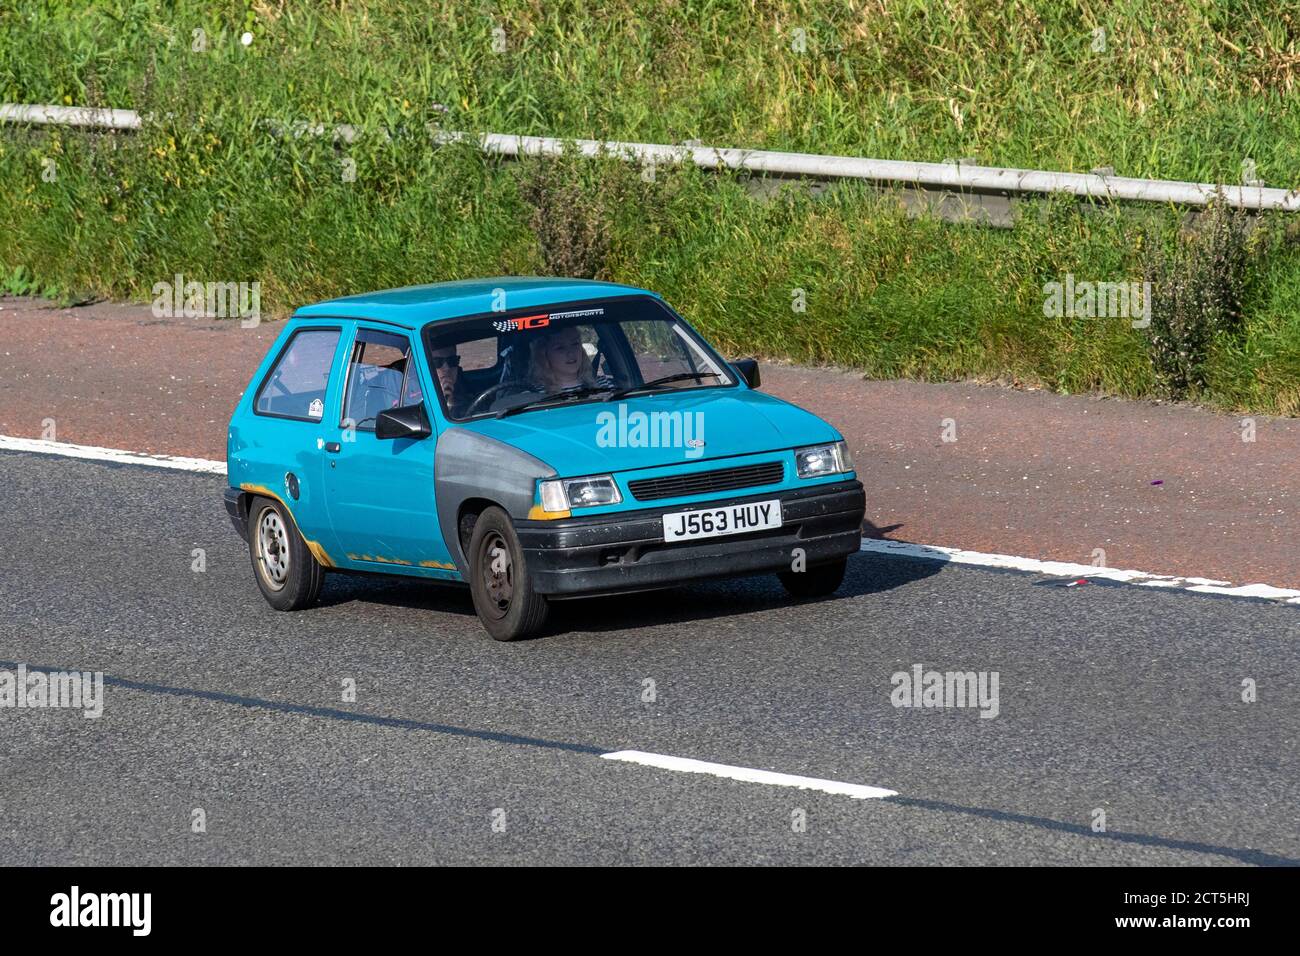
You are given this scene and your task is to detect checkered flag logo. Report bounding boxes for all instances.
[493,314,550,332]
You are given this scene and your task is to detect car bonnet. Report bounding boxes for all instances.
[455,386,839,475]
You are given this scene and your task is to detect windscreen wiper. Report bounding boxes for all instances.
[604,371,721,401]
[495,385,616,418]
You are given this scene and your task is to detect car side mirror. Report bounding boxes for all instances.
[732,358,760,389]
[375,403,432,441]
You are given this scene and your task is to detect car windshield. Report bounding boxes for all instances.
[422,296,735,422]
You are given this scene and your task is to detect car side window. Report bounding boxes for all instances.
[623,319,720,384]
[341,328,414,431]
[254,328,341,421]
[400,364,424,406]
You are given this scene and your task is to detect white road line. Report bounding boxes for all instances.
[859,538,1300,605]
[601,750,898,799]
[3,434,1297,604]
[0,435,226,475]
[1186,582,1300,601]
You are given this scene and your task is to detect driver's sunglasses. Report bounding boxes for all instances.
[429,355,461,370]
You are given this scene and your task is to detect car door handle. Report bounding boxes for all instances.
[324,442,341,453]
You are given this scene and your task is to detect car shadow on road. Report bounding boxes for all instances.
[313,572,479,616]
[305,543,947,638]
[549,548,946,636]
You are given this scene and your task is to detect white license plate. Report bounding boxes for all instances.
[661,499,783,542]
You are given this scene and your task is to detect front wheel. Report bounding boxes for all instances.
[468,506,549,641]
[247,495,324,611]
[778,557,847,599]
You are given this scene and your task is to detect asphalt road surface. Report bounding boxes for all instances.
[2,450,1297,865]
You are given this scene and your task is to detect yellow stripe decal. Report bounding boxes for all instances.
[238,483,336,568]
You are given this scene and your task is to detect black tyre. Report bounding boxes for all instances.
[247,495,324,611]
[778,556,847,599]
[467,506,549,641]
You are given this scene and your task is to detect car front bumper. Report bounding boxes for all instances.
[515,478,864,597]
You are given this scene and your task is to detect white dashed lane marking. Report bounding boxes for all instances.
[600,750,898,799]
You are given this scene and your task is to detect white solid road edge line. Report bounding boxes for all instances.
[0,434,227,475]
[600,750,898,800]
[3,434,1297,604]
[860,538,1300,605]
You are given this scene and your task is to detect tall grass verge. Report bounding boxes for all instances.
[2,1,1298,415]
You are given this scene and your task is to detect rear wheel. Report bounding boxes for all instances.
[778,557,847,599]
[468,506,549,641]
[247,495,324,611]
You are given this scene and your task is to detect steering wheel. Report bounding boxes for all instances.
[464,383,512,418]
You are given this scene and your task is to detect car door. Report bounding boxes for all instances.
[239,323,349,560]
[320,323,456,575]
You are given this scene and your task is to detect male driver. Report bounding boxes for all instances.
[428,344,465,416]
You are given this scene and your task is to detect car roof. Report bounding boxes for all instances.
[292,276,657,329]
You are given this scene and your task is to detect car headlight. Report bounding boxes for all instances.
[539,474,622,511]
[794,441,853,478]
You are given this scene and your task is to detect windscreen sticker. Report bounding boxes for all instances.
[547,308,605,320]
[493,313,549,332]
[308,398,324,418]
[492,307,604,332]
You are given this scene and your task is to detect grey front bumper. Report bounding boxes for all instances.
[514,478,864,597]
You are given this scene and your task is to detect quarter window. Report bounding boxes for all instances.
[254,329,341,420]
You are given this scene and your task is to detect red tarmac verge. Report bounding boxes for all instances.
[2,296,1297,588]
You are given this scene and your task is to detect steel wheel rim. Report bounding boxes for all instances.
[257,508,290,590]
[480,531,513,618]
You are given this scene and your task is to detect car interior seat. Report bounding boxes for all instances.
[354,364,404,423]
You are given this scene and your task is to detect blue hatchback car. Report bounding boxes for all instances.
[225,277,865,640]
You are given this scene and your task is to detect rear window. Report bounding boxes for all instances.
[254,328,341,420]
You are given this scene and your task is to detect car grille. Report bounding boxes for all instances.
[627,460,784,501]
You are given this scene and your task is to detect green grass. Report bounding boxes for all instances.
[2,0,1299,414]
